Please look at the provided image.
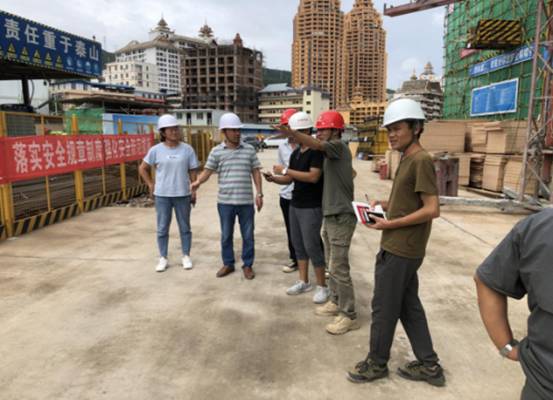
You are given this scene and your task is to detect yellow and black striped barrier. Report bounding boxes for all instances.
[469,19,522,49]
[1,184,149,241]
[83,192,121,213]
[126,184,148,200]
[12,203,80,237]
[82,184,148,213]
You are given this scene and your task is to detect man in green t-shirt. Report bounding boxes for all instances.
[281,110,359,336]
[347,99,445,387]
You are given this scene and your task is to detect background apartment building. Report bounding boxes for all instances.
[258,83,330,124]
[338,0,386,106]
[182,31,263,123]
[292,0,343,107]
[103,61,159,93]
[292,0,387,111]
[394,62,443,120]
[113,19,211,95]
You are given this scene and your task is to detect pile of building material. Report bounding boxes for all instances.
[469,153,486,188]
[419,120,466,153]
[373,119,547,198]
[482,155,509,192]
[503,156,538,195]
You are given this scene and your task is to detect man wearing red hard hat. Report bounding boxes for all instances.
[281,109,359,336]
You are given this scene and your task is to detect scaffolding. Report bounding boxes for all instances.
[520,0,553,200]
[384,0,552,204]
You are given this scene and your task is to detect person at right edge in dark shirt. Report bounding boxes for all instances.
[347,98,445,387]
[475,208,553,400]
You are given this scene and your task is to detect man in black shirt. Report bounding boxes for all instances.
[266,112,329,304]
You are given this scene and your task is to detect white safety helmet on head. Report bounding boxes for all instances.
[157,114,178,131]
[218,112,243,130]
[382,98,426,128]
[288,111,313,130]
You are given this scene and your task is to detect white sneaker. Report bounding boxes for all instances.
[313,286,330,304]
[182,255,193,270]
[286,280,313,295]
[156,257,168,272]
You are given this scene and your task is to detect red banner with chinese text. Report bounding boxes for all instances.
[0,134,153,183]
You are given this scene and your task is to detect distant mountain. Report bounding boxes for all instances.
[263,68,291,86]
[101,50,116,66]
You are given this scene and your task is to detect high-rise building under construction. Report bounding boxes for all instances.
[339,0,386,105]
[292,0,343,106]
[292,0,386,108]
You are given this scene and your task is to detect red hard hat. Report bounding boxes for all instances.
[315,110,345,130]
[280,108,298,125]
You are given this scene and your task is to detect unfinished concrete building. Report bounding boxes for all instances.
[182,30,263,123]
[338,0,387,107]
[292,0,343,107]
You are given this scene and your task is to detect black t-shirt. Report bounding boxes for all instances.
[289,147,324,208]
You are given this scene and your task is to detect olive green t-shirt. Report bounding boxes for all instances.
[381,150,438,259]
[321,140,354,217]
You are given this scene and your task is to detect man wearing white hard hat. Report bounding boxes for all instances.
[139,114,200,273]
[347,98,444,387]
[191,112,263,280]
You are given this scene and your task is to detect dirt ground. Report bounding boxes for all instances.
[0,149,532,400]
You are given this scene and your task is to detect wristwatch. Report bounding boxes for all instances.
[282,167,288,176]
[499,339,519,357]
[257,193,264,198]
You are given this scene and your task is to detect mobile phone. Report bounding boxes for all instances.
[364,211,385,224]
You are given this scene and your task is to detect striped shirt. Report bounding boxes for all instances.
[205,142,262,205]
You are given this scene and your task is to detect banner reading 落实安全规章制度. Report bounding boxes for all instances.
[0,134,153,183]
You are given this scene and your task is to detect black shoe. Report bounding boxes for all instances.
[282,260,298,273]
[346,358,389,383]
[397,361,446,387]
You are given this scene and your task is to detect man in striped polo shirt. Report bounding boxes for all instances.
[191,113,263,280]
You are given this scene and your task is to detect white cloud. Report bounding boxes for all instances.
[401,57,423,74]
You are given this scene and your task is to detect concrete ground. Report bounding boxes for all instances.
[0,149,532,400]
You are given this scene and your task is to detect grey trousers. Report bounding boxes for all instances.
[289,206,325,267]
[322,213,357,319]
[369,249,439,366]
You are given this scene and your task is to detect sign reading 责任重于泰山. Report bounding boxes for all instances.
[0,10,102,77]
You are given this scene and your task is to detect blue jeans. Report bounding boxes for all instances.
[155,196,192,258]
[217,203,255,268]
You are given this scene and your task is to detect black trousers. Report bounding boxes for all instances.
[369,249,439,366]
[279,197,297,263]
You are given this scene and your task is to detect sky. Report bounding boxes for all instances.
[1,0,445,90]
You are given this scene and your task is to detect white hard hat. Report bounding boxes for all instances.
[288,111,313,130]
[218,112,243,130]
[382,98,426,128]
[157,114,178,130]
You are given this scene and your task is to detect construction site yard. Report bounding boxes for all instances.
[0,149,531,400]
